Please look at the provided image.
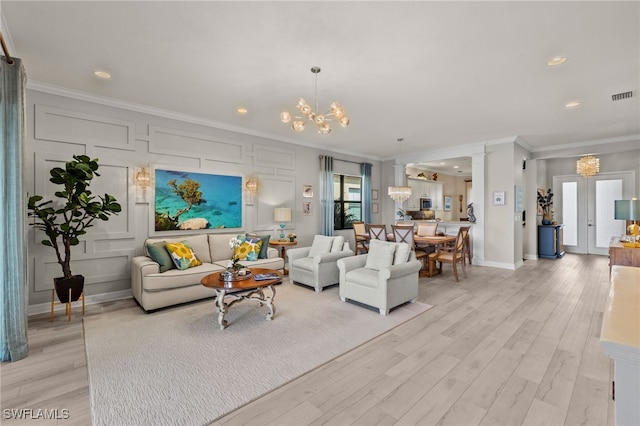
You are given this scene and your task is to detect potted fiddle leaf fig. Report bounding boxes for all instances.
[27,155,121,303]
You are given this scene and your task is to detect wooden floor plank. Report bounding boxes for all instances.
[1,254,614,426]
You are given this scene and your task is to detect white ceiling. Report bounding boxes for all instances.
[2,1,639,161]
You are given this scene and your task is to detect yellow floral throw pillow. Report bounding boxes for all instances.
[165,241,202,270]
[233,236,263,261]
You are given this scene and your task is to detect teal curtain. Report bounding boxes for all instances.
[320,155,334,236]
[361,163,372,224]
[0,56,29,361]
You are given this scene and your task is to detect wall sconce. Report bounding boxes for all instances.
[135,167,151,188]
[135,166,151,203]
[245,177,258,205]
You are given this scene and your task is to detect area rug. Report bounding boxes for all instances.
[83,280,431,426]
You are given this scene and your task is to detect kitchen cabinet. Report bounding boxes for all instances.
[407,178,443,210]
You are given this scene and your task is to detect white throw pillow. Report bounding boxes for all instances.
[330,236,345,252]
[365,239,396,271]
[393,242,411,265]
[308,235,335,257]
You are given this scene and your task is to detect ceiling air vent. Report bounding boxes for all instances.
[612,91,633,101]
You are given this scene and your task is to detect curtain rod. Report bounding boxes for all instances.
[319,155,365,166]
[0,32,15,65]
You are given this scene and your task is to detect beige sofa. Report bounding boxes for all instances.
[131,233,284,312]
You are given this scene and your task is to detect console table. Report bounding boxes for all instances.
[538,224,564,259]
[609,239,640,273]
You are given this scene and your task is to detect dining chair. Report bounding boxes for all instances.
[352,221,369,255]
[416,223,438,237]
[367,224,387,241]
[391,225,428,273]
[462,228,472,266]
[428,226,469,281]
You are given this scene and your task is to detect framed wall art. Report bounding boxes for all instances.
[302,201,312,215]
[303,185,313,198]
[373,202,379,214]
[372,189,379,200]
[493,191,506,206]
[152,168,242,234]
[444,195,452,211]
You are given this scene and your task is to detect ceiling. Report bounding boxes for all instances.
[2,1,639,161]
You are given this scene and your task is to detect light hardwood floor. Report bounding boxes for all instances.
[2,254,614,425]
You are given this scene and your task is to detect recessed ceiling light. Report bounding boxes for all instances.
[547,56,568,67]
[440,162,446,165]
[565,101,582,109]
[453,165,460,169]
[94,70,111,79]
[236,107,248,115]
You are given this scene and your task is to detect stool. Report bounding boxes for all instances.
[50,288,85,321]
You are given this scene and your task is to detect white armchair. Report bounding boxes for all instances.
[337,239,422,315]
[288,235,354,292]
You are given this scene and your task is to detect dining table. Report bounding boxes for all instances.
[414,234,457,277]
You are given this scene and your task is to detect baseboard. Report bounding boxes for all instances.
[28,289,133,316]
[483,260,518,270]
[524,253,539,260]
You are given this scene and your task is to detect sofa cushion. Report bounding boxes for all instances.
[165,241,203,270]
[393,242,411,265]
[345,268,379,289]
[146,241,175,273]
[330,236,345,252]
[208,234,236,262]
[292,256,315,272]
[365,239,396,271]
[309,235,335,257]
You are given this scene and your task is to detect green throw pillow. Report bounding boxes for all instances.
[146,241,175,273]
[247,233,271,259]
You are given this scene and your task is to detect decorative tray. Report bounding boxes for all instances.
[218,270,252,282]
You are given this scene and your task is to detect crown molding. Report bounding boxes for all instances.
[26,81,382,162]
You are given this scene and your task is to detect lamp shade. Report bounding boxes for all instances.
[274,207,291,222]
[614,200,640,220]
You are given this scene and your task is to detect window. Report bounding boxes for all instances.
[334,174,362,230]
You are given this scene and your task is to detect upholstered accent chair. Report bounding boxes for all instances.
[337,239,422,315]
[288,235,354,292]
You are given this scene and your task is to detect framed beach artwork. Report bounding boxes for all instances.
[303,201,312,215]
[493,191,506,206]
[152,168,243,234]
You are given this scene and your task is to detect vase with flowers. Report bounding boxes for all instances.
[222,236,248,281]
[537,188,554,225]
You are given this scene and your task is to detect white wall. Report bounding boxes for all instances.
[25,88,381,306]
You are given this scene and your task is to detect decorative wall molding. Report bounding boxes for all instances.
[149,125,245,164]
[34,251,134,293]
[253,144,296,170]
[34,104,134,150]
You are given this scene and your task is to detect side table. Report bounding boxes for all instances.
[269,240,297,275]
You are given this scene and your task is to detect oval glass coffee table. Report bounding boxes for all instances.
[201,268,283,330]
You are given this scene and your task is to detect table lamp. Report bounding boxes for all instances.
[274,207,291,241]
[614,199,640,248]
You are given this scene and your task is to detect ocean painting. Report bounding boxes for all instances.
[154,169,242,232]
